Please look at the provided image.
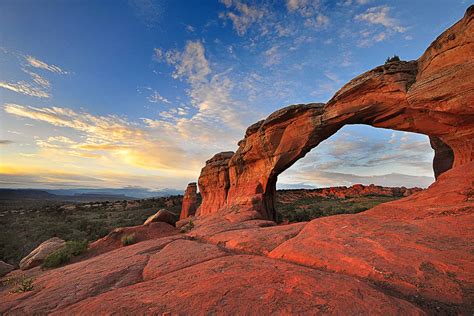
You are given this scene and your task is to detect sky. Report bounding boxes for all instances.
[0,0,469,191]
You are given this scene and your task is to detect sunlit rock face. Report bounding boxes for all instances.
[196,151,234,217]
[196,6,473,221]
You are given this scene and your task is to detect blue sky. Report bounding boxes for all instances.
[0,0,469,190]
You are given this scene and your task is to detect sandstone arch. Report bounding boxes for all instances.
[197,7,474,221]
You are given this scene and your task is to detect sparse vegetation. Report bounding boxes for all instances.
[385,55,401,64]
[121,233,136,246]
[180,219,194,233]
[0,196,185,266]
[7,276,34,294]
[276,195,400,223]
[0,191,405,266]
[42,240,88,268]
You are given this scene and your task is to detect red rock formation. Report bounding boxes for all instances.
[269,161,474,309]
[196,151,233,217]
[180,182,198,220]
[196,6,474,221]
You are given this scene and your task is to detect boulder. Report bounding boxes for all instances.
[19,237,65,270]
[144,209,177,226]
[179,182,198,220]
[0,260,14,277]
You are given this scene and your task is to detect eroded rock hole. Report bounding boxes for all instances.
[274,125,435,223]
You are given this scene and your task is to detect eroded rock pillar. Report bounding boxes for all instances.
[180,182,198,220]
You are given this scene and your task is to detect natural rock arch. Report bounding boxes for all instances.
[196,7,473,221]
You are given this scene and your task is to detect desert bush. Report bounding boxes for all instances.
[121,233,136,246]
[42,240,88,268]
[180,219,195,233]
[8,276,34,293]
[385,55,401,64]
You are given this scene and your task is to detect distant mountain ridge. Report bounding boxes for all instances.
[44,187,183,199]
[0,187,183,202]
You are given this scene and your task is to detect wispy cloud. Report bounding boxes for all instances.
[153,40,257,145]
[286,0,329,28]
[263,45,282,67]
[353,6,406,47]
[219,0,266,36]
[0,81,50,98]
[138,87,172,104]
[355,6,406,33]
[0,49,69,98]
[164,41,211,82]
[25,55,69,74]
[3,103,195,173]
[148,90,171,104]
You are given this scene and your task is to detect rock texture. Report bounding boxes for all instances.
[270,162,474,311]
[19,237,65,270]
[143,209,177,226]
[1,7,473,315]
[0,261,14,277]
[180,182,198,220]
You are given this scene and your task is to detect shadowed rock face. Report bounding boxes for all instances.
[180,183,198,220]
[197,7,473,221]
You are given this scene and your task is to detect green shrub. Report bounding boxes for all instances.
[120,233,136,246]
[42,240,88,268]
[180,219,194,233]
[385,55,401,64]
[9,276,34,293]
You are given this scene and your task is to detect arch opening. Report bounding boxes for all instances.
[269,125,442,223]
